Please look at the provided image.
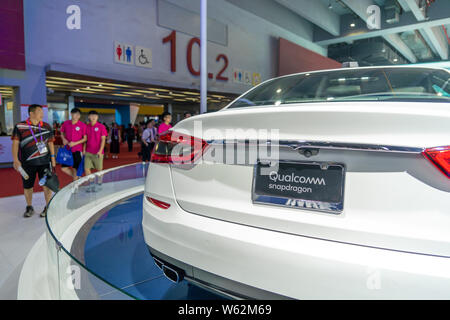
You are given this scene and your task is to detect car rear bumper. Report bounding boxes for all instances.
[147,246,291,300]
[142,197,450,299]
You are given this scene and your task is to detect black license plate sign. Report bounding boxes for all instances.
[253,162,345,213]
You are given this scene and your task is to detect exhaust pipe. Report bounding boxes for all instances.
[153,257,163,270]
[152,255,184,283]
[162,264,183,283]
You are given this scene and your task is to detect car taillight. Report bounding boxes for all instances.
[146,196,171,209]
[151,131,209,164]
[423,146,450,179]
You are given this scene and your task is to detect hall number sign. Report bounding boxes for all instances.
[162,31,229,81]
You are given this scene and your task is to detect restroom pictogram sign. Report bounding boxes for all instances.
[114,41,134,65]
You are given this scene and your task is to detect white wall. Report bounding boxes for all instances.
[24,0,326,94]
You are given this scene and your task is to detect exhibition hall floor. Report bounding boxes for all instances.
[0,143,143,198]
[0,193,47,299]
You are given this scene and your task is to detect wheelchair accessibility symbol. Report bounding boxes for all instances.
[139,50,150,65]
[135,46,152,68]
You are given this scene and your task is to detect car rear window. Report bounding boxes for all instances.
[227,67,450,108]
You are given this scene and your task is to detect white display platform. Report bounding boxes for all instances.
[18,164,146,300]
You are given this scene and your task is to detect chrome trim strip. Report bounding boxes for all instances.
[206,139,424,154]
[281,141,424,154]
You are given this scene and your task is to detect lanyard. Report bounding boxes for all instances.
[149,128,154,141]
[26,119,44,144]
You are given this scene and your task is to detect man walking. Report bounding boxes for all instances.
[125,123,135,152]
[141,119,156,162]
[11,104,56,218]
[60,108,87,181]
[84,111,107,191]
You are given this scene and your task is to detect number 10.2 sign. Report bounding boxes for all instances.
[162,31,229,81]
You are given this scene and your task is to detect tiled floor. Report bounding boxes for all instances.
[0,192,47,299]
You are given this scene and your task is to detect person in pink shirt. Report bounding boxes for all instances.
[83,111,107,191]
[158,112,173,135]
[60,108,87,181]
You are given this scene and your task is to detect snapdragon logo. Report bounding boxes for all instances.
[269,171,326,186]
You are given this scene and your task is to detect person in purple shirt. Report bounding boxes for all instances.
[141,119,157,162]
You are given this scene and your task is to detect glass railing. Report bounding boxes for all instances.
[45,162,149,300]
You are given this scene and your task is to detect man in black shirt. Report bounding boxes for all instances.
[11,104,56,218]
[125,123,135,152]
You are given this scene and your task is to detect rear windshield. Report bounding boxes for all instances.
[227,67,450,108]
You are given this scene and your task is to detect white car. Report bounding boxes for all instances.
[142,66,450,299]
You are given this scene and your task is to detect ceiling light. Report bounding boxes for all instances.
[150,88,171,92]
[393,58,398,62]
[133,90,156,94]
[46,77,94,84]
[182,91,199,96]
[112,93,133,97]
[350,22,356,28]
[46,80,72,85]
[155,95,173,99]
[122,92,144,96]
[46,77,134,88]
[74,90,96,93]
[82,88,107,92]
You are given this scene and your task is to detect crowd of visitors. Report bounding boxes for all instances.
[11,106,191,218]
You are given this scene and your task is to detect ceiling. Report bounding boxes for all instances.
[228,0,450,66]
[45,72,236,107]
[0,86,14,100]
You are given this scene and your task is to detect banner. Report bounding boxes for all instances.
[129,104,140,124]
